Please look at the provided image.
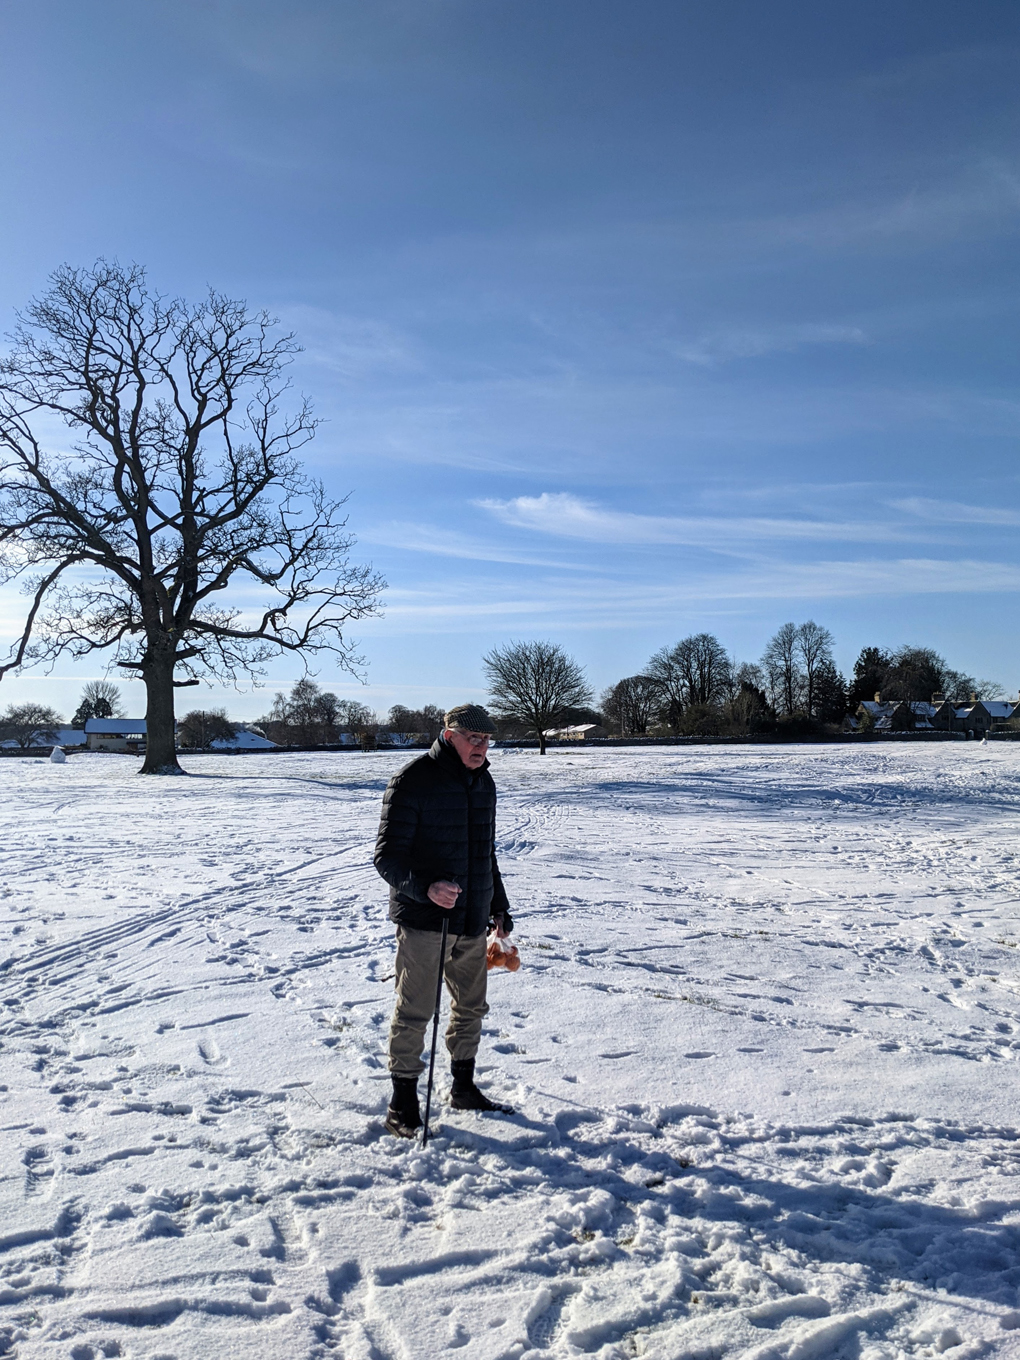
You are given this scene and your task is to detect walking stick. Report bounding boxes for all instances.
[421,916,449,1148]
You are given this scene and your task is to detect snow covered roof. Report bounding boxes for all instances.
[210,728,277,750]
[1,727,86,749]
[543,723,601,736]
[84,718,147,734]
[979,701,1014,719]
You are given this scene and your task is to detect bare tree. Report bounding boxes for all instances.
[761,622,803,717]
[796,620,835,719]
[646,633,730,730]
[176,708,238,749]
[256,680,375,745]
[483,640,591,754]
[71,678,125,728]
[387,703,446,739]
[881,646,977,703]
[0,262,382,774]
[335,699,377,735]
[0,702,62,749]
[679,633,731,705]
[645,643,687,733]
[601,675,659,735]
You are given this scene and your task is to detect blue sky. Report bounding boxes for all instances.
[1,1,1019,719]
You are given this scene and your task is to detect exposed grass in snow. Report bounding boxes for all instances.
[1,745,1020,1357]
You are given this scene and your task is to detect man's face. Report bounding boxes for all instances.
[445,727,491,769]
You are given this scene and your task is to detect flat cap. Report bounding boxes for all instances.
[444,703,496,734]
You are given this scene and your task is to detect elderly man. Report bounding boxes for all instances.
[374,703,515,1138]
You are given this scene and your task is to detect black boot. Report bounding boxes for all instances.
[385,1076,422,1138]
[449,1058,514,1114]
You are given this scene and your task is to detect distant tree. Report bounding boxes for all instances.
[646,633,731,731]
[812,659,848,724]
[644,645,687,732]
[0,702,62,748]
[721,681,774,735]
[882,646,975,703]
[335,699,376,735]
[387,704,447,739]
[761,623,804,717]
[679,633,732,705]
[601,676,659,735]
[257,681,375,744]
[974,679,1006,700]
[847,646,892,709]
[796,621,835,719]
[483,640,592,755]
[677,702,723,736]
[420,704,446,739]
[71,679,125,729]
[177,708,238,749]
[286,678,335,744]
[0,261,382,775]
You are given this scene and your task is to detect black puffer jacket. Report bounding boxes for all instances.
[374,737,512,937]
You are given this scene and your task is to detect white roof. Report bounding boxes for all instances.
[543,723,600,736]
[210,729,277,750]
[85,718,147,733]
[1,727,86,749]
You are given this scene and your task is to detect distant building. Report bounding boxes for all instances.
[209,724,277,751]
[542,723,608,741]
[84,717,148,753]
[853,692,1016,737]
[852,699,936,732]
[949,700,1014,739]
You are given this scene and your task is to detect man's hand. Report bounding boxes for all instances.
[493,914,510,939]
[428,880,461,910]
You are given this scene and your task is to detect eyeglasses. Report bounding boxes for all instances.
[453,731,492,747]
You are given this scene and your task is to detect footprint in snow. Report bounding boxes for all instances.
[197,1038,227,1066]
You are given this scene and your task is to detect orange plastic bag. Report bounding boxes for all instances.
[486,932,521,972]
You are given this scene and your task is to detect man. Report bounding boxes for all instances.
[374,703,515,1137]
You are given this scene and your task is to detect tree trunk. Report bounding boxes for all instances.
[140,657,182,774]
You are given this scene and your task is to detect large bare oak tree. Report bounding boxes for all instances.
[483,639,591,754]
[0,261,382,773]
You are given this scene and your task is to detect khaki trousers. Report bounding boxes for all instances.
[388,926,489,1078]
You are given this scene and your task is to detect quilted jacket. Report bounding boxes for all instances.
[374,737,513,937]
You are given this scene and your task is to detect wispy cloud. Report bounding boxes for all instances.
[279,305,419,381]
[364,555,1020,634]
[479,492,924,547]
[361,522,590,570]
[676,322,867,367]
[892,497,1020,527]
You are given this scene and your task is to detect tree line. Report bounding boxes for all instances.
[476,630,1004,749]
[0,634,1005,753]
[600,628,1001,738]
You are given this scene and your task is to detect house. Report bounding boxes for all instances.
[853,699,936,732]
[84,717,148,753]
[209,724,277,751]
[542,723,608,741]
[950,700,1015,738]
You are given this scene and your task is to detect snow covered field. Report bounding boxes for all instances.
[3,743,1020,1360]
